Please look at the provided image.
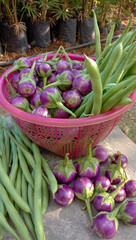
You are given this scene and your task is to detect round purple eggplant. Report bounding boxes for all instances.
[47,71,57,84]
[93,179,126,212]
[93,199,128,239]
[109,185,126,203]
[11,72,20,90]
[56,60,71,74]
[117,200,136,225]
[110,153,128,169]
[53,153,77,184]
[19,68,38,83]
[73,177,94,225]
[37,63,52,87]
[54,184,74,207]
[72,62,83,70]
[51,108,70,118]
[71,69,82,78]
[30,92,41,109]
[31,106,51,117]
[105,152,124,184]
[72,74,92,95]
[62,89,82,109]
[10,96,31,113]
[92,145,109,164]
[76,141,100,179]
[124,179,136,197]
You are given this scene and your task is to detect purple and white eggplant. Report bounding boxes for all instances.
[73,177,94,225]
[54,184,74,207]
[72,61,83,70]
[76,141,100,179]
[6,57,31,76]
[105,152,124,184]
[93,199,128,239]
[72,74,92,95]
[51,108,70,118]
[109,185,126,203]
[117,200,136,225]
[17,61,36,98]
[29,92,42,109]
[40,87,76,117]
[10,72,20,90]
[56,60,71,74]
[37,63,52,88]
[31,106,51,117]
[109,152,128,169]
[124,179,136,197]
[92,145,109,164]
[10,96,31,113]
[62,89,82,109]
[93,179,126,212]
[53,153,77,184]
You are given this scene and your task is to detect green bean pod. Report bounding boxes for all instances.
[28,182,34,213]
[0,158,31,213]
[0,210,20,240]
[32,143,45,240]
[96,44,111,66]
[41,176,49,216]
[21,173,37,240]
[0,184,32,240]
[85,56,102,115]
[101,42,123,87]
[105,23,116,47]
[101,81,136,113]
[41,156,58,199]
[93,10,101,59]
[0,199,4,239]
[17,147,34,188]
[14,166,22,212]
[112,97,133,109]
[102,75,136,104]
[108,42,136,84]
[9,140,19,185]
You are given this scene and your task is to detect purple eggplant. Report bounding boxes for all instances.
[56,60,71,74]
[53,153,77,184]
[37,63,52,88]
[54,184,74,207]
[31,106,51,117]
[40,87,76,117]
[73,177,94,225]
[93,199,128,239]
[110,152,128,169]
[17,61,36,98]
[10,72,20,90]
[19,68,38,84]
[105,152,124,184]
[93,179,126,212]
[76,141,100,179]
[62,89,82,109]
[124,179,136,197]
[109,185,126,203]
[72,62,83,70]
[91,175,111,202]
[29,92,41,109]
[72,74,92,95]
[47,71,57,84]
[7,57,31,76]
[51,108,70,118]
[43,70,74,91]
[117,200,136,225]
[71,69,82,78]
[10,96,31,113]
[92,145,109,164]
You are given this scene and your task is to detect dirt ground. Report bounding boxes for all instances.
[0,15,136,143]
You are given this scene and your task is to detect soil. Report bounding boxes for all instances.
[0,15,136,144]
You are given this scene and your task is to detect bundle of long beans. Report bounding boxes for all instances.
[0,115,58,240]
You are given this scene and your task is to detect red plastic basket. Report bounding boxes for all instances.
[0,53,136,159]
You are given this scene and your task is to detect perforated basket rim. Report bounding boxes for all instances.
[0,53,136,127]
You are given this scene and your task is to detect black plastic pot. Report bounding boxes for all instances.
[115,21,122,31]
[27,20,50,48]
[77,17,95,44]
[0,41,4,55]
[99,24,108,35]
[0,22,28,53]
[57,18,77,46]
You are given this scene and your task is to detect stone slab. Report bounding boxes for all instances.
[4,127,136,240]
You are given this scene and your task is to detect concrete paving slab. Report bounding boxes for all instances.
[4,127,136,240]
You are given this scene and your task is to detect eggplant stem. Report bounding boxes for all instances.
[85,199,93,226]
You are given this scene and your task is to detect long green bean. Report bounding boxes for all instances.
[0,184,32,240]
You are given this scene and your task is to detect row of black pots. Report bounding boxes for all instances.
[0,17,113,54]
